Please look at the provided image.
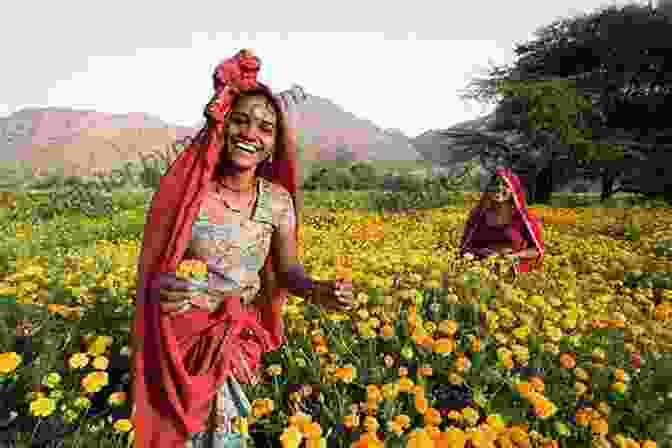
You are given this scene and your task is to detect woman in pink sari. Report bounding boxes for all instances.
[459,167,545,275]
[131,50,354,448]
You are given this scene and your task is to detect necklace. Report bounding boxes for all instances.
[218,182,256,193]
[215,179,257,213]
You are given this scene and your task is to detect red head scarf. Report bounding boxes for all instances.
[130,49,300,446]
[460,166,544,273]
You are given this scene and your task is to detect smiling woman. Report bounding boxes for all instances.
[131,50,354,448]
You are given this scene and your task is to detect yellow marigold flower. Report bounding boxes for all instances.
[448,373,465,385]
[0,352,22,374]
[447,410,463,421]
[407,429,435,448]
[87,336,113,356]
[69,353,90,369]
[81,371,109,394]
[462,407,479,426]
[611,381,627,394]
[508,426,529,443]
[440,427,467,448]
[108,391,127,407]
[92,356,109,371]
[382,383,400,401]
[30,397,57,417]
[486,414,506,432]
[575,367,591,382]
[398,376,414,393]
[113,418,133,433]
[424,321,437,335]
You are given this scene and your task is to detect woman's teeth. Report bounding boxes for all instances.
[236,142,258,154]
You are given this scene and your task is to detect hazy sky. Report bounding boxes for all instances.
[2,0,641,138]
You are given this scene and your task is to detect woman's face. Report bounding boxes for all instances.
[486,176,514,203]
[224,94,277,171]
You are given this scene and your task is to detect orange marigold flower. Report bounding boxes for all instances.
[418,365,433,377]
[455,355,471,372]
[366,385,382,402]
[614,368,626,382]
[363,416,379,433]
[424,408,442,426]
[438,320,458,336]
[415,396,429,414]
[575,408,593,427]
[447,410,463,421]
[591,418,609,435]
[388,421,405,435]
[334,365,357,383]
[471,336,482,352]
[398,377,414,393]
[433,338,455,355]
[381,324,395,338]
[559,352,576,369]
[343,414,359,429]
[529,377,545,394]
[516,382,534,398]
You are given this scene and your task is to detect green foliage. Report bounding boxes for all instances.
[496,78,625,163]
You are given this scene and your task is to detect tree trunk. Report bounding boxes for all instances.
[533,166,553,204]
[600,171,616,202]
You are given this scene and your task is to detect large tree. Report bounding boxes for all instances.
[459,2,672,202]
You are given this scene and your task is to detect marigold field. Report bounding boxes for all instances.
[1,193,672,448]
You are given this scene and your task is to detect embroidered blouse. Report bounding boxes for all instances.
[158,177,295,315]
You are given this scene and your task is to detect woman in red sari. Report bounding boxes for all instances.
[459,167,544,275]
[131,49,354,448]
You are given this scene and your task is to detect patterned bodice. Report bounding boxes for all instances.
[159,177,295,314]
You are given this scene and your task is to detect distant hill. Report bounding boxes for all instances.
[0,93,423,179]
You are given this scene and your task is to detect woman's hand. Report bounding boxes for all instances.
[312,280,354,311]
